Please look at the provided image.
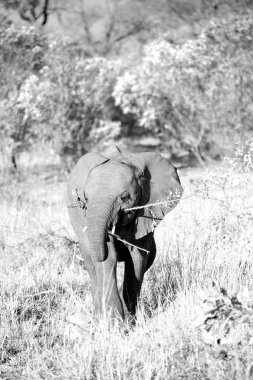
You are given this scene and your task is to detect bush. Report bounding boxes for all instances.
[19,54,124,167]
[113,14,253,163]
[0,20,49,167]
[2,14,253,169]
[0,21,124,169]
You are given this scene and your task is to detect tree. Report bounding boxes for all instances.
[2,0,253,57]
[0,0,52,25]
[0,0,148,55]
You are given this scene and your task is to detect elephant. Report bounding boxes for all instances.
[67,145,183,320]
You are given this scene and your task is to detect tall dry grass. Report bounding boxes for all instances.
[0,144,253,379]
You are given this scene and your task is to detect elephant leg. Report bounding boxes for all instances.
[113,240,132,317]
[123,234,157,316]
[93,236,124,319]
[122,248,148,316]
[112,238,148,317]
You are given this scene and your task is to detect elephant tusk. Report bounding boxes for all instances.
[83,226,87,232]
[111,225,116,235]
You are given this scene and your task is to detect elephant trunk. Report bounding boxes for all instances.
[86,197,114,262]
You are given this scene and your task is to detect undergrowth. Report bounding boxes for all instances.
[0,140,253,379]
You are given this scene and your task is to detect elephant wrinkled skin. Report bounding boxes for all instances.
[67,145,183,320]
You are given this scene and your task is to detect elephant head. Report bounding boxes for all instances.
[67,145,183,318]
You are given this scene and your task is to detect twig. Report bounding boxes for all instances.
[41,0,49,25]
[108,232,150,254]
[125,194,189,212]
[125,200,174,212]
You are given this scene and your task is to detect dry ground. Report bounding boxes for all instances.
[0,152,253,379]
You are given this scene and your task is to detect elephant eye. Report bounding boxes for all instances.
[121,192,130,202]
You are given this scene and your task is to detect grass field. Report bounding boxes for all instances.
[1,150,253,379]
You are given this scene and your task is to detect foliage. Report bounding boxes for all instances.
[0,19,48,96]
[0,21,123,169]
[113,14,253,163]
[20,54,124,167]
[0,19,49,164]
[2,14,253,168]
[2,0,253,55]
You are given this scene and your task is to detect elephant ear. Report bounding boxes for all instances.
[67,152,109,205]
[131,153,183,240]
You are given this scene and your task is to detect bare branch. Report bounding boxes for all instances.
[125,192,183,212]
[18,0,50,25]
[41,0,49,25]
[108,231,150,254]
[19,6,34,22]
[112,23,145,44]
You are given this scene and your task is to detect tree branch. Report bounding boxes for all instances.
[112,23,145,44]
[18,0,50,25]
[41,0,49,25]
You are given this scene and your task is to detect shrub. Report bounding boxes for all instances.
[19,55,124,167]
[0,21,124,169]
[0,20,49,167]
[2,14,253,169]
[113,14,253,163]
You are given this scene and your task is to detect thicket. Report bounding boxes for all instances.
[0,18,49,167]
[114,15,253,162]
[1,14,253,168]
